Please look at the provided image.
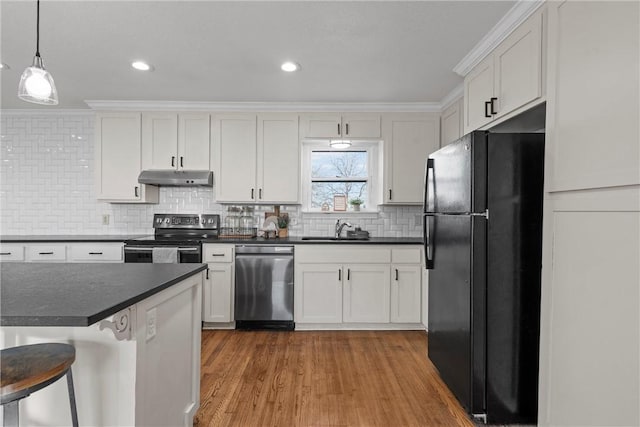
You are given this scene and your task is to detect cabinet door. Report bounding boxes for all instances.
[295,264,343,323]
[464,57,494,134]
[142,113,178,170]
[301,114,341,138]
[68,243,123,263]
[178,113,210,170]
[383,114,439,204]
[342,114,381,138]
[257,114,299,203]
[212,114,257,202]
[390,265,422,323]
[96,113,158,202]
[26,244,67,262]
[493,13,542,119]
[202,263,234,322]
[440,99,463,147]
[343,264,390,323]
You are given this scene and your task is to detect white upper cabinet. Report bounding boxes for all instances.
[211,114,257,203]
[300,113,381,139]
[464,9,544,134]
[213,114,300,204]
[142,113,210,171]
[440,98,464,147]
[257,114,300,203]
[382,113,440,204]
[96,112,158,203]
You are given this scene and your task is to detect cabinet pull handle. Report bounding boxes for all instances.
[338,269,341,281]
[89,252,103,255]
[39,252,54,255]
[389,189,392,200]
[395,269,399,281]
[259,188,262,199]
[210,253,225,257]
[345,123,349,135]
[484,101,492,118]
[180,156,184,168]
[134,186,139,197]
[0,252,11,255]
[251,188,255,199]
[337,123,341,135]
[347,269,351,280]
[206,268,209,280]
[171,156,175,167]
[490,97,498,115]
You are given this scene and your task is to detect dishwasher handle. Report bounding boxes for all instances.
[235,245,294,255]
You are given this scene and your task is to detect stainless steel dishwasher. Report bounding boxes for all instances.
[234,245,294,330]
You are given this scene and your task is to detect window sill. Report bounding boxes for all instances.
[300,210,380,219]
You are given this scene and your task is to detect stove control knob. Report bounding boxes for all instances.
[164,218,170,224]
[156,218,163,224]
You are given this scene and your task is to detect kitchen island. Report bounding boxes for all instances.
[0,263,206,426]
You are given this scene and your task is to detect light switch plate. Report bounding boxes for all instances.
[146,308,157,341]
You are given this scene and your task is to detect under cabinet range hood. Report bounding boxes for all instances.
[137,170,213,187]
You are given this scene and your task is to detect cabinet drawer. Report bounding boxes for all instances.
[0,244,25,261]
[296,245,391,264]
[391,247,422,264]
[203,244,234,263]
[69,243,123,262]
[27,244,67,262]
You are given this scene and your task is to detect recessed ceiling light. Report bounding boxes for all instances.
[0,63,9,70]
[131,61,153,71]
[281,62,300,72]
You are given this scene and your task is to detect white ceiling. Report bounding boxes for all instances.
[0,1,515,110]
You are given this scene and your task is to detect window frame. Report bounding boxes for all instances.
[301,140,381,213]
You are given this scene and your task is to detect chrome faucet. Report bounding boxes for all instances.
[335,219,352,238]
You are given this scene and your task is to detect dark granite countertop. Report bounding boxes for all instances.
[0,263,207,327]
[1,235,146,243]
[204,237,424,245]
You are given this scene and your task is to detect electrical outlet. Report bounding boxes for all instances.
[146,308,157,341]
[102,214,110,225]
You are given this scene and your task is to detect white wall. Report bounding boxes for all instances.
[0,112,422,237]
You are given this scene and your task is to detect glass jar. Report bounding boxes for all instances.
[240,207,254,230]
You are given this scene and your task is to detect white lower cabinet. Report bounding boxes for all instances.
[26,244,67,262]
[202,244,235,323]
[295,264,343,323]
[390,265,422,323]
[294,245,422,328]
[342,264,391,323]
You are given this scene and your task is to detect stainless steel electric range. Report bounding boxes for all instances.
[124,214,220,263]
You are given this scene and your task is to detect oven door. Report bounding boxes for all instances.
[124,246,201,263]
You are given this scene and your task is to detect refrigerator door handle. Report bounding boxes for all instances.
[423,158,434,213]
[423,214,434,269]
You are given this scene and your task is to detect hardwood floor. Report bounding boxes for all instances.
[194,330,473,427]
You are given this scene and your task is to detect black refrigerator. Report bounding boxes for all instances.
[423,131,544,424]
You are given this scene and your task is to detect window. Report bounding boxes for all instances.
[302,141,380,212]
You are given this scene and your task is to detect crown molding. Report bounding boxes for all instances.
[452,0,545,77]
[84,100,442,113]
[0,109,94,117]
[439,84,464,111]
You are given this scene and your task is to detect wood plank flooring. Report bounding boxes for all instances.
[194,330,473,427]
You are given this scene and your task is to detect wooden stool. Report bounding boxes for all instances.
[0,343,78,427]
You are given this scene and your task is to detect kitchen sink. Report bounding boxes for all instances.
[300,236,369,241]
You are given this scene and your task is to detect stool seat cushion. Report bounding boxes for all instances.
[1,343,75,401]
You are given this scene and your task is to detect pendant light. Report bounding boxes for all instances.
[18,0,58,105]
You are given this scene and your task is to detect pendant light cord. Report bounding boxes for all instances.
[35,0,40,57]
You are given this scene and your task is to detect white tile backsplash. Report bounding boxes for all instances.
[0,113,422,237]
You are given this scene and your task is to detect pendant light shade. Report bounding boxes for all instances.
[18,0,58,105]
